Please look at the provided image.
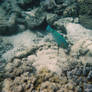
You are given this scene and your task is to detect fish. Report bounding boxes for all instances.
[46,25,69,49]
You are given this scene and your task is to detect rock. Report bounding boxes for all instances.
[63,4,78,17]
[0,38,13,73]
[41,0,57,11]
[0,21,16,35]
[0,71,5,91]
[3,66,80,92]
[5,58,35,78]
[17,0,33,5]
[54,17,73,27]
[55,0,64,4]
[87,71,92,80]
[78,0,92,29]
[2,0,40,11]
[63,0,76,6]
[2,30,41,62]
[0,1,27,36]
[0,38,13,57]
[25,8,46,30]
[0,10,26,35]
[84,83,92,92]
[40,81,58,92]
[83,67,89,76]
[83,67,91,80]
[1,0,21,14]
[65,83,74,90]
[27,55,37,64]
[2,68,59,92]
[46,13,58,25]
[15,45,38,59]
[78,0,92,15]
[71,38,92,64]
[53,17,73,33]
[79,15,92,29]
[1,0,92,92]
[0,7,16,35]
[73,17,79,23]
[17,0,40,9]
[66,23,92,44]
[26,15,46,30]
[32,43,68,74]
[2,41,92,92]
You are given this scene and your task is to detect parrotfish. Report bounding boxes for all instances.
[46,25,69,49]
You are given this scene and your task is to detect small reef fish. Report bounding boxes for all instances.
[46,25,69,49]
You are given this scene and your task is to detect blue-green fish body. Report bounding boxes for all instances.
[46,25,68,49]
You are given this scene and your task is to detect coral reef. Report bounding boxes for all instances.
[78,0,92,29]
[0,0,92,92]
[1,39,92,92]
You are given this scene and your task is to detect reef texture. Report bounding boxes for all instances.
[0,0,92,92]
[1,39,92,92]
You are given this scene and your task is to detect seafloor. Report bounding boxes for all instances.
[0,0,92,92]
